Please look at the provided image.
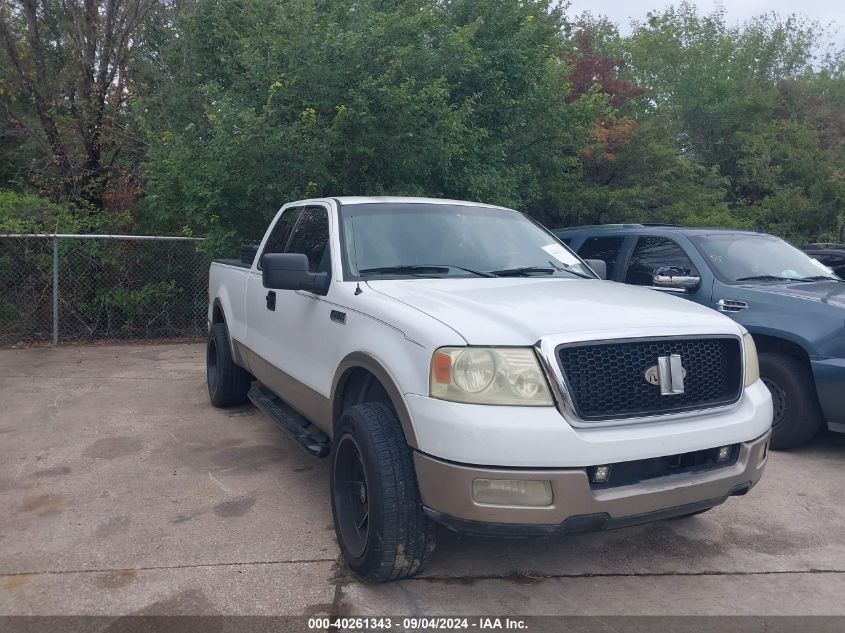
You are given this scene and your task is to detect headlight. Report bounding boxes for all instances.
[430,347,554,406]
[744,333,759,387]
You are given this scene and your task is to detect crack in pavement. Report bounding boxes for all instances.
[412,568,845,583]
[3,564,842,582]
[0,558,337,578]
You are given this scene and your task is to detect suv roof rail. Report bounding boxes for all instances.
[555,223,644,231]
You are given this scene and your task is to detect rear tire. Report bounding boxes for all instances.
[759,352,822,450]
[330,402,437,583]
[207,323,251,407]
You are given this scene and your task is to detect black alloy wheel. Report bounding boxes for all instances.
[332,434,370,559]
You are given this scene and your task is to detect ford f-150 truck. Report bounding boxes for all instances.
[207,197,773,583]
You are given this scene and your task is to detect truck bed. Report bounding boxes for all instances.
[213,258,251,269]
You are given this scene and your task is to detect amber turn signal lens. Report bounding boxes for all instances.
[432,351,452,384]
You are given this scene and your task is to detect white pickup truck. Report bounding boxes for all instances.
[207,197,773,582]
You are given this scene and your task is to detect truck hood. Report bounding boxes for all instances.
[367,278,740,345]
[739,280,845,309]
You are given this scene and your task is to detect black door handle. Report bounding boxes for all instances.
[266,291,276,311]
[330,310,346,324]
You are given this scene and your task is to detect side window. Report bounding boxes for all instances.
[558,237,572,246]
[286,206,331,274]
[577,236,625,278]
[625,236,698,286]
[817,255,845,277]
[259,207,300,269]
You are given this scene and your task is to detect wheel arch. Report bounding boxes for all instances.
[209,298,249,369]
[752,332,826,419]
[752,333,812,369]
[211,298,226,325]
[331,353,418,448]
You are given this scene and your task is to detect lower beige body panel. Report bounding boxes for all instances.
[237,342,333,433]
[415,431,770,526]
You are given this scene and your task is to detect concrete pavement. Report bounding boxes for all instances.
[1,343,844,615]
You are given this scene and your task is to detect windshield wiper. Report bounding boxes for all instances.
[358,264,497,278]
[735,275,811,283]
[489,266,556,277]
[490,264,593,279]
[554,264,594,279]
[798,275,843,282]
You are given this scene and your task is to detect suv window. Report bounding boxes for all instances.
[577,237,625,278]
[287,206,331,274]
[260,207,300,269]
[625,236,698,286]
[815,254,845,277]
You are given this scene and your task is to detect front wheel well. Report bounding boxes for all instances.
[334,368,393,427]
[752,334,811,369]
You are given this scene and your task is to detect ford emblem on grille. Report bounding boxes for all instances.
[645,354,687,395]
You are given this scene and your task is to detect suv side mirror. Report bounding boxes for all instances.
[263,253,330,295]
[652,265,701,291]
[583,259,607,280]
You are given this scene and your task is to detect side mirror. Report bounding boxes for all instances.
[262,253,330,295]
[652,265,701,291]
[583,259,607,280]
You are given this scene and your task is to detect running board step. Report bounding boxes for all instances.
[248,383,330,458]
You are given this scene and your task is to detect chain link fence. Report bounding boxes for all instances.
[0,235,211,346]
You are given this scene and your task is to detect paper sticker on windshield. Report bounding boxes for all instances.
[542,243,579,265]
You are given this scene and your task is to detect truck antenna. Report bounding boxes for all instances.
[355,282,363,295]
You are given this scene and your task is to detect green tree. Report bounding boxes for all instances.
[617,2,844,241]
[140,0,601,247]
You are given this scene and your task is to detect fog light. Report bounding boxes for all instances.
[591,465,611,483]
[716,446,732,463]
[472,479,553,506]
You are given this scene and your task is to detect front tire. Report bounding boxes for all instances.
[330,403,437,583]
[759,352,822,450]
[207,323,251,407]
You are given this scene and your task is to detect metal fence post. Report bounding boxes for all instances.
[52,236,59,345]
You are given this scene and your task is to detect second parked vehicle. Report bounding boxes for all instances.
[556,224,845,449]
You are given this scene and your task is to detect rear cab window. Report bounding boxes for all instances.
[259,207,301,269]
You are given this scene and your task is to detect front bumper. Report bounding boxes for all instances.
[405,380,773,468]
[415,431,770,536]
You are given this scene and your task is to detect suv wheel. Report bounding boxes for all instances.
[331,402,437,583]
[759,352,822,450]
[207,323,251,407]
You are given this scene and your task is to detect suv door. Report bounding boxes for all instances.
[621,235,706,302]
[245,204,336,425]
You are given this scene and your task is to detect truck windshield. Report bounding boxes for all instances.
[339,202,594,280]
[691,233,841,283]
